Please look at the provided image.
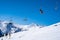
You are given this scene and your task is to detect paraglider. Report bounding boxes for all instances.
[23,18,28,21]
[54,1,58,11]
[40,9,43,14]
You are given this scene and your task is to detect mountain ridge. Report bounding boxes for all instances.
[0,21,60,40]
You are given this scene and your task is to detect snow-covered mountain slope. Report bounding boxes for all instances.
[0,21,43,37]
[0,21,22,35]
[0,22,60,40]
[14,23,43,31]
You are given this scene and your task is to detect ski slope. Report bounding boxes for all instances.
[0,22,60,40]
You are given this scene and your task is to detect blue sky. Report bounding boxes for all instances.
[0,0,60,25]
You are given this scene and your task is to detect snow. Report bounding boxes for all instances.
[0,22,60,40]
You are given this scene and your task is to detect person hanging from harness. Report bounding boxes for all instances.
[40,8,44,14]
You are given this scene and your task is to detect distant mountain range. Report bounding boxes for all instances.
[0,21,60,40]
[0,21,43,37]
